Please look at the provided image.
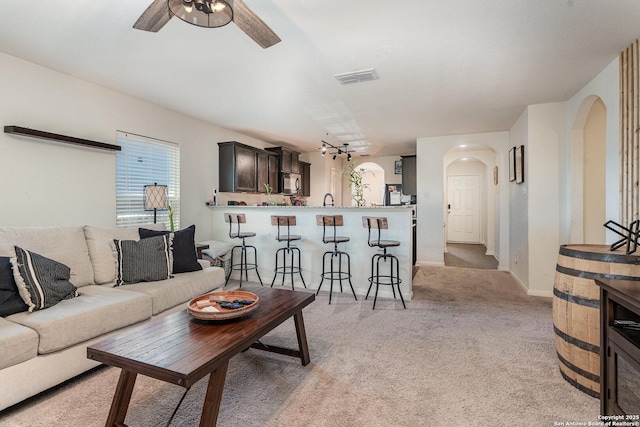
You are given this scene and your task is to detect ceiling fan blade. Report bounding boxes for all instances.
[230,0,281,49]
[133,0,173,32]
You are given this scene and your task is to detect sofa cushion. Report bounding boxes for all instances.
[121,266,225,315]
[114,234,173,286]
[84,224,166,285]
[12,247,78,312]
[7,285,152,354]
[0,317,38,370]
[0,256,28,316]
[140,225,202,274]
[0,226,94,287]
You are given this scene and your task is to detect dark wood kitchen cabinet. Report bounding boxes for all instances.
[299,161,311,197]
[401,155,416,195]
[219,141,280,193]
[257,151,279,193]
[266,147,299,173]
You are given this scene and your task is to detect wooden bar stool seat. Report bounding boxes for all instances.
[316,215,357,304]
[270,215,306,290]
[225,213,263,287]
[362,216,406,309]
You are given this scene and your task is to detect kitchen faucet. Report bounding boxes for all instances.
[323,193,334,207]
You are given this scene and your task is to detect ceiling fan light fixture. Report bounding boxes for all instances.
[168,0,233,28]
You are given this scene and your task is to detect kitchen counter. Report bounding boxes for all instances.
[208,205,413,301]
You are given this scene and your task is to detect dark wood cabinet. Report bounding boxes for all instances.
[256,150,270,193]
[401,155,416,195]
[257,151,279,193]
[266,147,300,173]
[268,154,279,191]
[219,141,257,192]
[299,161,311,197]
[219,141,281,193]
[595,278,640,417]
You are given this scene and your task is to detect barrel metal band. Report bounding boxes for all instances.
[555,264,640,282]
[558,368,600,398]
[553,325,600,354]
[556,351,600,383]
[553,287,599,308]
[559,245,640,265]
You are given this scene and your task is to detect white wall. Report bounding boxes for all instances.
[0,52,267,241]
[526,102,566,296]
[508,110,529,288]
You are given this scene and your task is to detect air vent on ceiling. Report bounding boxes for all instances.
[334,68,379,85]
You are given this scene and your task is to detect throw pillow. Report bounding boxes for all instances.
[11,247,78,312]
[113,234,173,286]
[0,256,28,316]
[139,225,202,274]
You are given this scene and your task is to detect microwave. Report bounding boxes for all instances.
[281,173,301,195]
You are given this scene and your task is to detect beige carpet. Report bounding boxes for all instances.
[444,243,499,270]
[0,266,599,426]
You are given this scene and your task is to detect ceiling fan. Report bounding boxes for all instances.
[133,0,281,49]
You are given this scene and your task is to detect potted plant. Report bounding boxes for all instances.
[343,163,372,207]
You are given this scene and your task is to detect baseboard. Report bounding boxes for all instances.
[415,260,446,267]
[526,289,553,298]
[508,271,553,298]
[510,271,528,294]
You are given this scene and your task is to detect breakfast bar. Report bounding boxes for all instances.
[209,205,414,301]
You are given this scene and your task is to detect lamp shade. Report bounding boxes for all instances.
[144,184,168,210]
[168,0,233,28]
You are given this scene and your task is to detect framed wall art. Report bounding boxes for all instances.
[394,160,402,174]
[509,147,516,182]
[515,145,525,184]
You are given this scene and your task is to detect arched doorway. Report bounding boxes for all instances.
[442,146,499,269]
[571,96,607,244]
[446,158,485,243]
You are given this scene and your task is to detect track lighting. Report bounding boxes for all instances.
[319,140,353,161]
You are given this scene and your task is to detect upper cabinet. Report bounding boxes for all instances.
[299,161,311,197]
[256,150,279,193]
[218,141,279,193]
[401,155,416,195]
[266,147,300,174]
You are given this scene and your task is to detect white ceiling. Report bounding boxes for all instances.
[0,1,639,157]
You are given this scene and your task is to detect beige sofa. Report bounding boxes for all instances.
[0,225,225,411]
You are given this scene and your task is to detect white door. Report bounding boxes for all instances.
[447,175,481,243]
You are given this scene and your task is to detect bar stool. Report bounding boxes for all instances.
[362,216,406,309]
[270,215,306,290]
[316,215,357,304]
[224,213,263,287]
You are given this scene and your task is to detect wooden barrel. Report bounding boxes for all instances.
[553,244,640,398]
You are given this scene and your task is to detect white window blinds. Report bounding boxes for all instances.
[116,131,180,229]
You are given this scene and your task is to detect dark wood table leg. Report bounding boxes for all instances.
[199,361,230,427]
[293,310,311,366]
[105,370,137,427]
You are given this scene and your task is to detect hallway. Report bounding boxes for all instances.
[444,243,498,270]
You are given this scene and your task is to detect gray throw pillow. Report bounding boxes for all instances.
[11,247,78,312]
[113,234,173,286]
[0,256,28,316]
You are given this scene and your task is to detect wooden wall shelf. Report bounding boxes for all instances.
[4,126,121,151]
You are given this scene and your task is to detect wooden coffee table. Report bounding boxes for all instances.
[87,286,315,426]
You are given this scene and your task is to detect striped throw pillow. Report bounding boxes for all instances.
[11,247,78,312]
[113,234,173,286]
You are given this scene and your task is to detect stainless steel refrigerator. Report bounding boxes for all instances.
[384,184,402,206]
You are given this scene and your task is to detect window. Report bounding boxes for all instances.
[116,131,180,228]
